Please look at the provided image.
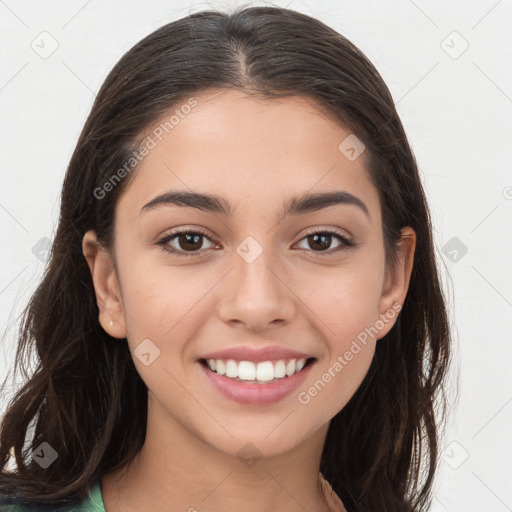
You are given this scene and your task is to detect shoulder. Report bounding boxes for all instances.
[0,479,105,512]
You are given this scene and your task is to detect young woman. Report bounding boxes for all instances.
[0,5,452,511]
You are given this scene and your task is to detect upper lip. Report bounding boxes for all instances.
[200,345,314,363]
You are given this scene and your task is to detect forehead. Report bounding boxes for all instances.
[117,89,379,219]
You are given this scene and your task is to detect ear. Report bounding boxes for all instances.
[82,230,127,338]
[376,226,416,340]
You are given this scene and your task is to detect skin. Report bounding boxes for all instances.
[82,89,416,512]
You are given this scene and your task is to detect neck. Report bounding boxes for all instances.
[102,393,331,512]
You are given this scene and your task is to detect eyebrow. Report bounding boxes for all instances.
[141,189,370,219]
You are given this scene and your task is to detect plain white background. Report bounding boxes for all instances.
[0,0,511,510]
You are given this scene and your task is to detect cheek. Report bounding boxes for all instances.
[115,261,205,399]
[291,255,383,419]
[117,252,210,340]
[295,266,382,416]
[297,254,385,347]
[296,341,375,428]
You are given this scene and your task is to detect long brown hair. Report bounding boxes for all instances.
[0,6,452,511]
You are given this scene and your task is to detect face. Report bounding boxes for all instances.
[83,89,415,459]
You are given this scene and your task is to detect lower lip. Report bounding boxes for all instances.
[198,360,315,405]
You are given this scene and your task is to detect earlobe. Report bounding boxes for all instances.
[82,230,127,339]
[376,226,416,339]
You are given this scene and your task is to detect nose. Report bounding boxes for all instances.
[217,247,295,331]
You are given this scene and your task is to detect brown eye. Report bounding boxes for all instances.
[305,233,335,251]
[295,229,355,254]
[157,229,216,257]
[175,232,204,251]
[156,227,356,258]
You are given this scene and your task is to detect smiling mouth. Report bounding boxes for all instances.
[199,357,316,384]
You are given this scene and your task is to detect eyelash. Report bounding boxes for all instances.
[156,227,357,258]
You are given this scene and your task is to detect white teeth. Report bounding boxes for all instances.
[225,359,238,378]
[256,361,274,382]
[204,357,310,382]
[274,360,286,378]
[238,361,256,380]
[285,359,296,376]
[216,360,226,375]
